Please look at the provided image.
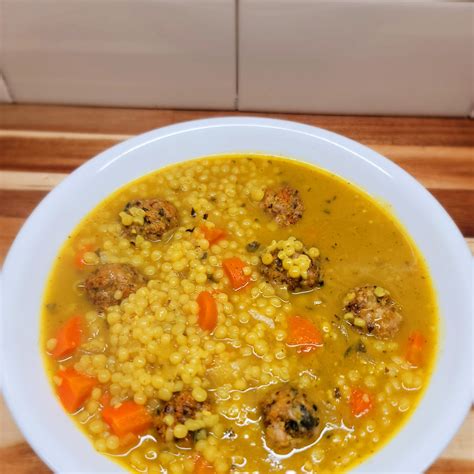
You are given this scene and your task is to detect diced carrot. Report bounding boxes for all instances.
[74,244,93,269]
[197,291,218,331]
[102,401,152,437]
[200,225,226,245]
[287,315,323,353]
[350,388,373,417]
[51,315,83,359]
[222,257,251,290]
[57,367,97,413]
[194,456,216,474]
[405,330,426,366]
[99,392,111,407]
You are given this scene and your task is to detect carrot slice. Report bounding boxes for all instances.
[287,315,323,353]
[57,367,97,413]
[51,316,83,359]
[222,257,251,290]
[350,388,373,417]
[194,456,216,474]
[200,225,226,245]
[74,244,93,269]
[405,330,426,366]
[102,401,152,437]
[197,291,218,331]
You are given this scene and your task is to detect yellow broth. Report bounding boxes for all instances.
[41,155,438,473]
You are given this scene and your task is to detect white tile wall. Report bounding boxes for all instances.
[1,0,236,109]
[238,1,473,116]
[1,0,472,115]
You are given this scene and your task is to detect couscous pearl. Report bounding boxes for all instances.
[173,424,188,439]
[46,338,57,352]
[192,387,208,402]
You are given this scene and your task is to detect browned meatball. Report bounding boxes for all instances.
[155,391,211,442]
[260,242,322,293]
[261,185,304,226]
[84,263,145,310]
[122,198,179,241]
[261,386,320,451]
[343,285,403,339]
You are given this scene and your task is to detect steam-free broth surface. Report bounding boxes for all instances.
[42,155,437,473]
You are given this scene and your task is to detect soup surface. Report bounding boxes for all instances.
[42,155,437,473]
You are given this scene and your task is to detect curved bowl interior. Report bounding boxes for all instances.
[2,118,472,473]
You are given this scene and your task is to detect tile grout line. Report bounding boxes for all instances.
[0,71,14,103]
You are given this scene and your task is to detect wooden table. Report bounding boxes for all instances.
[0,105,472,473]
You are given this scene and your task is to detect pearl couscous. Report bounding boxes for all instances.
[42,155,437,473]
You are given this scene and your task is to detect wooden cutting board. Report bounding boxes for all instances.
[0,105,473,473]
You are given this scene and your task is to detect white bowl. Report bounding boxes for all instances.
[2,118,472,473]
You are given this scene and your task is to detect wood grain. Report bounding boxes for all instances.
[428,189,474,236]
[0,105,472,473]
[0,190,48,218]
[1,134,473,183]
[1,130,472,234]
[0,443,51,474]
[0,171,67,191]
[0,134,118,172]
[0,216,24,265]
[1,105,473,147]
[427,459,474,474]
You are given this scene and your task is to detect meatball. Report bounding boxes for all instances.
[121,198,179,241]
[260,238,322,292]
[84,263,145,310]
[261,185,304,226]
[261,386,320,451]
[155,391,210,442]
[342,285,403,339]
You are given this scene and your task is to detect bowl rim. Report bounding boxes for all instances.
[1,116,472,473]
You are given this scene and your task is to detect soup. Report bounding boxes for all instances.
[41,155,437,473]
